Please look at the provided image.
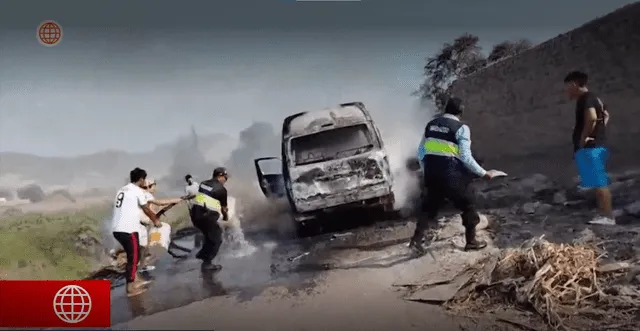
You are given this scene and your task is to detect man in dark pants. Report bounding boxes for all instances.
[410,98,506,254]
[111,167,161,296]
[189,167,230,271]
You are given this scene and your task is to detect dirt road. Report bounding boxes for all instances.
[111,218,503,331]
[116,263,479,331]
[98,171,640,330]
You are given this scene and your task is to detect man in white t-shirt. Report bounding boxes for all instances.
[111,167,161,297]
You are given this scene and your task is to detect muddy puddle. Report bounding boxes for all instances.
[98,212,412,325]
[106,232,317,325]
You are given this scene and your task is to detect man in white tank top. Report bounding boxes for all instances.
[138,178,185,271]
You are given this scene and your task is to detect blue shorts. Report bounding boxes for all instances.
[574,147,609,188]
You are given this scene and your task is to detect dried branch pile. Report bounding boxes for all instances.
[111,249,128,270]
[448,236,640,330]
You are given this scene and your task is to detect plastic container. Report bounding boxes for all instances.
[138,222,149,247]
[148,222,172,250]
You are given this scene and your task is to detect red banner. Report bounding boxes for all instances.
[0,280,110,328]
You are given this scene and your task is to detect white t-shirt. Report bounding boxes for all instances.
[140,191,155,224]
[111,183,149,233]
[185,182,199,208]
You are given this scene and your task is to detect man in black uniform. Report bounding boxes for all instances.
[189,167,229,271]
[410,98,506,254]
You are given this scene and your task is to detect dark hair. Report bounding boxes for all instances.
[185,174,192,181]
[563,71,588,87]
[130,167,147,183]
[444,97,464,115]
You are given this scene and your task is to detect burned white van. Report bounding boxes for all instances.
[254,102,394,236]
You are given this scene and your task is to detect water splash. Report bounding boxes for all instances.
[222,224,258,258]
[220,196,258,258]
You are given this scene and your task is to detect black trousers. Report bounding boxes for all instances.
[413,175,481,243]
[190,206,223,262]
[113,231,141,283]
[189,207,205,248]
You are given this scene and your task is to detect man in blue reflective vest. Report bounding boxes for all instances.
[410,97,506,254]
[188,167,230,271]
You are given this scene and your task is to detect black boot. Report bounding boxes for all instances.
[464,228,487,251]
[409,233,427,255]
[201,260,222,271]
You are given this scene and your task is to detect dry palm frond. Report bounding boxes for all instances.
[448,236,640,331]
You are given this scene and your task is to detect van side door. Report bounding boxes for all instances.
[254,157,286,198]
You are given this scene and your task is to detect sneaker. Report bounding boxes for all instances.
[587,216,616,225]
[140,265,156,272]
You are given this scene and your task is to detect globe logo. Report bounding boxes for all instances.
[53,285,92,324]
[37,21,63,47]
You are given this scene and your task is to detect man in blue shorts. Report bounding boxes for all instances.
[564,71,614,225]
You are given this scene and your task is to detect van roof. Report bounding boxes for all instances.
[284,102,369,138]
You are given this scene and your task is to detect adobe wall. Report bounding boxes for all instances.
[450,2,640,182]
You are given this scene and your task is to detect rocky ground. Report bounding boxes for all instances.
[475,170,640,253]
[91,170,640,330]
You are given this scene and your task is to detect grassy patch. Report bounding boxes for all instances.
[0,204,191,280]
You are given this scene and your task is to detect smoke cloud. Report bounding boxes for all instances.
[222,122,289,235]
[157,101,435,227]
[377,104,434,212]
[227,122,281,177]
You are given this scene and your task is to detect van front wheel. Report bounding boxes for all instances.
[293,214,321,238]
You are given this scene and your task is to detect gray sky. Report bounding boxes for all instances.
[0,0,635,156]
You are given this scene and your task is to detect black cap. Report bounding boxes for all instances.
[185,174,192,181]
[444,97,464,115]
[213,167,228,178]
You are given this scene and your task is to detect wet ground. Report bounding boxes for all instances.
[104,211,414,325]
[96,171,640,328]
[110,208,506,331]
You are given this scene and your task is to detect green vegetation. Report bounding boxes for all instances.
[0,204,191,280]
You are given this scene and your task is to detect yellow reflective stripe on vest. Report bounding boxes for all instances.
[423,137,460,157]
[193,193,222,212]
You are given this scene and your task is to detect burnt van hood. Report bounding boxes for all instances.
[289,150,391,201]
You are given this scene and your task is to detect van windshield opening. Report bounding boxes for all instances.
[290,124,375,166]
[257,158,281,175]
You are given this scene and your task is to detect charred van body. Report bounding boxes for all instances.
[254,102,395,236]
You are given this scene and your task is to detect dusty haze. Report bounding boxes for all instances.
[1,0,636,206]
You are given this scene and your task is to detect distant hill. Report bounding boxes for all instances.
[0,132,237,193]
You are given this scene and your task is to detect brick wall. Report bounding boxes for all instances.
[450,2,640,182]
